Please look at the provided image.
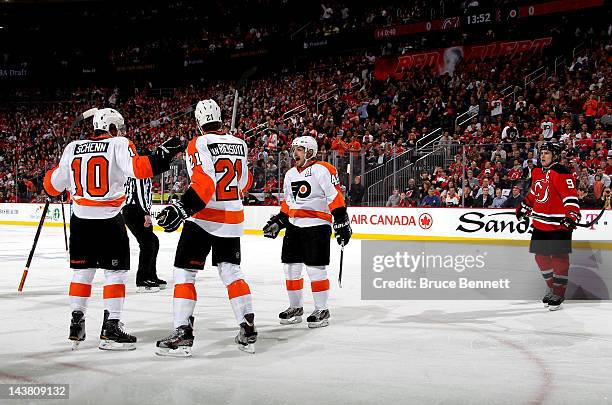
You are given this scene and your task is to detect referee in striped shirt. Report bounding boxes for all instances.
[123,148,166,292]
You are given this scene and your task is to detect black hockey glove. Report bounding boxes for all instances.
[332,207,352,246]
[263,212,289,239]
[149,137,185,175]
[156,187,206,232]
[515,201,532,220]
[559,216,577,231]
[560,210,580,231]
[156,200,189,233]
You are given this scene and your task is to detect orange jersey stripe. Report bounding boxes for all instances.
[285,279,304,291]
[280,200,290,215]
[103,284,125,299]
[242,170,253,193]
[43,167,62,197]
[74,195,126,207]
[227,279,251,299]
[328,191,345,212]
[311,279,330,292]
[174,283,197,300]
[192,207,244,224]
[128,140,154,179]
[187,138,215,204]
[69,282,92,297]
[289,208,332,222]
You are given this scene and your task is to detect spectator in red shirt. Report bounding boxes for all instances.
[583,94,598,130]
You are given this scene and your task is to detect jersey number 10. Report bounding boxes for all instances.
[71,156,110,197]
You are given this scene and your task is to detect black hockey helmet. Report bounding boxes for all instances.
[539,141,561,159]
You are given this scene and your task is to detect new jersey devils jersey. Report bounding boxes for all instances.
[280,160,345,228]
[523,163,581,231]
[185,131,252,237]
[44,135,154,219]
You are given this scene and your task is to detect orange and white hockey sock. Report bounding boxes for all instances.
[218,262,253,324]
[306,265,329,310]
[534,255,554,289]
[69,268,96,315]
[551,254,570,298]
[103,270,127,320]
[173,268,197,328]
[283,263,304,308]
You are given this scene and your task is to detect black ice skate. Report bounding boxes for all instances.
[279,307,304,325]
[307,309,330,328]
[542,291,555,307]
[547,295,564,311]
[99,311,136,351]
[156,317,195,357]
[137,279,160,293]
[69,311,86,350]
[235,313,257,354]
[155,278,167,290]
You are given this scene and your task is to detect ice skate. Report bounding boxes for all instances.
[155,278,167,290]
[69,310,86,350]
[156,317,194,357]
[279,307,303,325]
[307,309,330,328]
[235,314,257,354]
[99,311,136,350]
[137,279,160,293]
[547,295,564,311]
[542,290,554,307]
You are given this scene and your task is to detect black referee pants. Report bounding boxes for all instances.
[122,204,159,284]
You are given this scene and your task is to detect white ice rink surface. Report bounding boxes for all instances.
[1,225,611,405]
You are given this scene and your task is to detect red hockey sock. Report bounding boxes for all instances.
[534,255,554,289]
[550,254,570,298]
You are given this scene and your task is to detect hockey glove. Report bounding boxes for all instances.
[560,210,581,231]
[156,200,189,232]
[263,212,289,239]
[156,187,206,232]
[332,207,352,246]
[150,137,185,175]
[515,201,532,220]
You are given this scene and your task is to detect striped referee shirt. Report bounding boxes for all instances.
[124,177,152,214]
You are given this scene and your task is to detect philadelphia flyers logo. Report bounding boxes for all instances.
[533,179,549,203]
[291,181,311,199]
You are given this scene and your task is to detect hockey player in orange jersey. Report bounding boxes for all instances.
[43,108,181,350]
[263,136,352,328]
[155,99,256,356]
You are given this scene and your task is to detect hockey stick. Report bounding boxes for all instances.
[515,206,607,228]
[60,198,68,251]
[575,206,606,228]
[18,199,50,292]
[338,242,344,287]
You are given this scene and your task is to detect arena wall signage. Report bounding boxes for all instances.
[1,204,608,244]
[374,37,552,80]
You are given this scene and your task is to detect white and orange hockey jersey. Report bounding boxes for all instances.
[280,160,345,228]
[44,134,154,219]
[185,131,252,237]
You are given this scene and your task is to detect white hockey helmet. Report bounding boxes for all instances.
[195,99,222,130]
[291,136,318,161]
[93,108,126,136]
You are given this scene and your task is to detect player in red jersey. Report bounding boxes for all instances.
[516,142,581,310]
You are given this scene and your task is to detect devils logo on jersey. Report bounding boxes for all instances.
[291,181,312,199]
[533,179,550,203]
